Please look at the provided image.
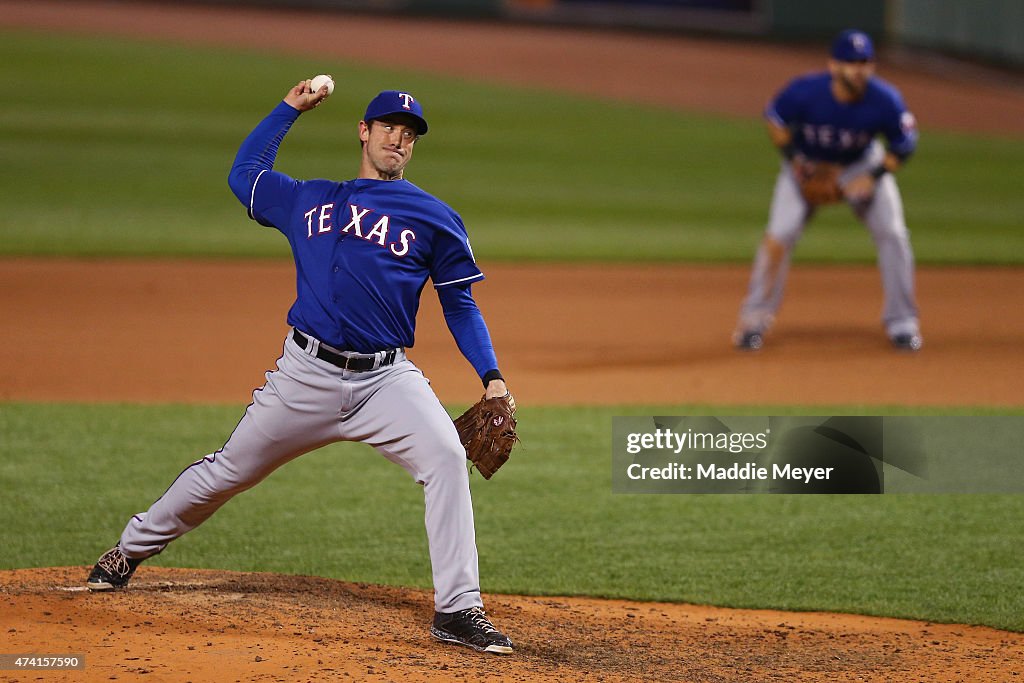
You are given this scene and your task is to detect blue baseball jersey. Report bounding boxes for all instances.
[229,101,489,359]
[765,72,918,164]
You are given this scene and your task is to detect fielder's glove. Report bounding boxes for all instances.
[453,393,519,479]
[794,159,843,205]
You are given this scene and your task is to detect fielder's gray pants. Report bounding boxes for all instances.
[738,141,920,338]
[119,330,482,613]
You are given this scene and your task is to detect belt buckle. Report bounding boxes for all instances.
[340,352,376,372]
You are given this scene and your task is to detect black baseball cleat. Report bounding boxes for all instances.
[86,544,145,591]
[890,333,923,352]
[430,607,514,655]
[734,330,764,351]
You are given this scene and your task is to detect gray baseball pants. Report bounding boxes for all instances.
[738,140,920,339]
[119,330,482,613]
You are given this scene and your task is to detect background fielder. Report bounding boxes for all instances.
[734,29,922,352]
[87,78,515,655]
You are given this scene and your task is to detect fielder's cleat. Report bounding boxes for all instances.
[430,607,514,655]
[890,333,923,352]
[734,330,764,351]
[86,544,145,591]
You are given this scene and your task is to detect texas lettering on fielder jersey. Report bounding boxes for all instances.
[229,101,485,355]
[765,73,918,164]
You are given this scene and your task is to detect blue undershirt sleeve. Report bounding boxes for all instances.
[437,284,500,384]
[228,101,301,219]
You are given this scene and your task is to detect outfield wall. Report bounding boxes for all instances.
[161,0,1023,67]
[891,0,1024,68]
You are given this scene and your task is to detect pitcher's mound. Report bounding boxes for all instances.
[2,566,1021,682]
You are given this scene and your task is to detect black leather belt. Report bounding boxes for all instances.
[292,329,398,372]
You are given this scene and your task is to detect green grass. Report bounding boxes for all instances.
[2,402,1023,632]
[1,30,1023,263]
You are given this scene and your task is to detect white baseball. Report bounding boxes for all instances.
[310,74,334,96]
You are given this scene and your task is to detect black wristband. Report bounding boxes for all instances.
[780,141,797,160]
[870,165,889,179]
[482,369,504,387]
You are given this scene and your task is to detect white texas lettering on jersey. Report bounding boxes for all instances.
[342,204,371,238]
[306,202,416,256]
[365,215,389,246]
[390,229,416,257]
[801,124,872,150]
[304,203,337,238]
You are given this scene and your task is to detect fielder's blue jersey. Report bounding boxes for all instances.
[765,72,918,165]
[229,102,486,356]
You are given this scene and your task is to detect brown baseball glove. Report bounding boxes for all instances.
[794,159,843,205]
[453,394,518,479]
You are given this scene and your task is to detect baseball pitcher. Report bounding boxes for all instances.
[87,80,515,655]
[734,29,922,352]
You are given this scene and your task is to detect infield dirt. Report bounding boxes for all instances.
[1,259,1022,407]
[2,2,1023,681]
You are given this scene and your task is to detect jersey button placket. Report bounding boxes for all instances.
[333,246,346,303]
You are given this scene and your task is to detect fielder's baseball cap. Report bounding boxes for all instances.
[831,29,875,62]
[363,90,428,135]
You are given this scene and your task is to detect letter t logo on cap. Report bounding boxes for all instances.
[398,93,415,110]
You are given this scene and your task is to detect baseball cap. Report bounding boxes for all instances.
[831,29,875,62]
[363,90,428,135]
